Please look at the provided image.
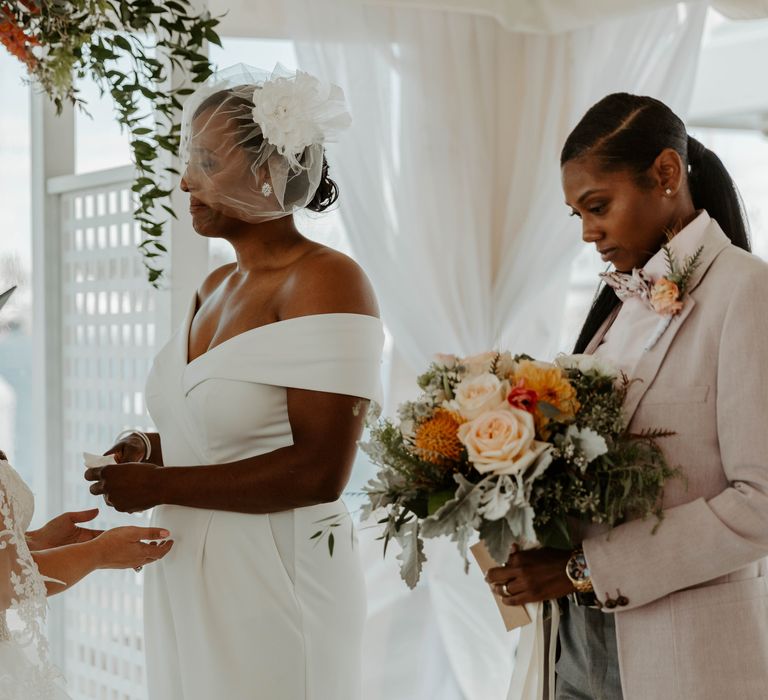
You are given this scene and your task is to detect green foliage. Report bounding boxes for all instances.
[478,515,516,564]
[420,474,480,541]
[360,355,680,589]
[663,243,704,294]
[395,521,427,589]
[360,419,463,493]
[5,1,222,286]
[530,371,680,536]
[532,438,676,533]
[309,511,354,558]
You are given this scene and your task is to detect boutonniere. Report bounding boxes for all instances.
[643,245,703,351]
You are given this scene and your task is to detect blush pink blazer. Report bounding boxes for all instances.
[581,219,768,699]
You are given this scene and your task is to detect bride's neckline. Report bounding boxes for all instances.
[183,298,380,368]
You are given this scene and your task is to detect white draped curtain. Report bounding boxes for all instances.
[278,2,709,698]
[361,0,768,31]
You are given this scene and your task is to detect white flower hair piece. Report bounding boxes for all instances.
[251,67,352,170]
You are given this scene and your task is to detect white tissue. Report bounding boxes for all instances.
[83,452,117,468]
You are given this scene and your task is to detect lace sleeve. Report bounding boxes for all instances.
[0,458,62,696]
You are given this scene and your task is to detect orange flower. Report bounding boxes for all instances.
[512,360,580,437]
[513,360,579,416]
[0,6,39,69]
[650,278,683,316]
[413,409,464,465]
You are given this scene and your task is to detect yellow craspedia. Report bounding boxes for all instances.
[413,409,464,465]
[513,360,580,418]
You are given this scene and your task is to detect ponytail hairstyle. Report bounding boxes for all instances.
[562,93,750,353]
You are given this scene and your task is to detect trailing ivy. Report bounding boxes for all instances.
[1,0,222,285]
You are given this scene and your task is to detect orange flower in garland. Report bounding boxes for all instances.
[413,409,464,466]
[0,4,39,69]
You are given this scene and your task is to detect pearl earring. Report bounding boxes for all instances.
[665,188,672,196]
[261,182,272,197]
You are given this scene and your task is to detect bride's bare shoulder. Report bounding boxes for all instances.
[196,262,237,305]
[281,246,379,319]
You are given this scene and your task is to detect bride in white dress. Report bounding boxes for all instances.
[86,66,383,700]
[0,445,172,699]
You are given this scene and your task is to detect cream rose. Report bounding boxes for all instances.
[495,351,518,379]
[555,353,618,379]
[449,373,508,420]
[461,351,498,376]
[457,405,549,476]
[433,353,459,369]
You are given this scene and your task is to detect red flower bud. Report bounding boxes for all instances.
[508,380,538,413]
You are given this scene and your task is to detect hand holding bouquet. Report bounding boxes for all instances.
[359,351,677,588]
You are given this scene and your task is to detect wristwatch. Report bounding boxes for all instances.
[565,547,594,593]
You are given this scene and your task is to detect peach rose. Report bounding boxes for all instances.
[457,405,548,476]
[450,374,508,421]
[650,278,683,315]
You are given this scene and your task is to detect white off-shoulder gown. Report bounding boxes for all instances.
[143,298,384,700]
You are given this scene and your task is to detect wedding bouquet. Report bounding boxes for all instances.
[358,351,677,588]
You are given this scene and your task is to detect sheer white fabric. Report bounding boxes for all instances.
[143,297,384,700]
[0,459,67,700]
[179,64,352,223]
[284,2,708,698]
[209,0,768,37]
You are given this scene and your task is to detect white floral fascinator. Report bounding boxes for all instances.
[180,63,351,222]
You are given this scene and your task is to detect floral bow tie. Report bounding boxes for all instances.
[599,269,654,304]
[597,242,704,351]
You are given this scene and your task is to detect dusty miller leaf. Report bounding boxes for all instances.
[395,521,427,589]
[420,474,481,539]
[478,517,515,565]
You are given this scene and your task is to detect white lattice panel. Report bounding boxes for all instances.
[59,181,158,700]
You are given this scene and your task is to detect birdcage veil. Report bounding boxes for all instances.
[179,63,351,223]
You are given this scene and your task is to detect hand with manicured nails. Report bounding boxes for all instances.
[90,526,173,570]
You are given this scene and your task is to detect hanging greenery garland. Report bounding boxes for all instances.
[0,0,222,286]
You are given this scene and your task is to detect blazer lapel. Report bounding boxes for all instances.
[584,305,621,355]
[621,220,730,424]
[621,297,696,423]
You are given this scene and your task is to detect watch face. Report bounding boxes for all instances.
[568,552,590,581]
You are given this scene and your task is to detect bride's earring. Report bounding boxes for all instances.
[664,188,672,196]
[261,182,273,197]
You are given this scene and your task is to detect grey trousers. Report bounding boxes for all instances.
[555,601,624,700]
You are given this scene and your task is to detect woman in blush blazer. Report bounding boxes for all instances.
[487,93,768,699]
